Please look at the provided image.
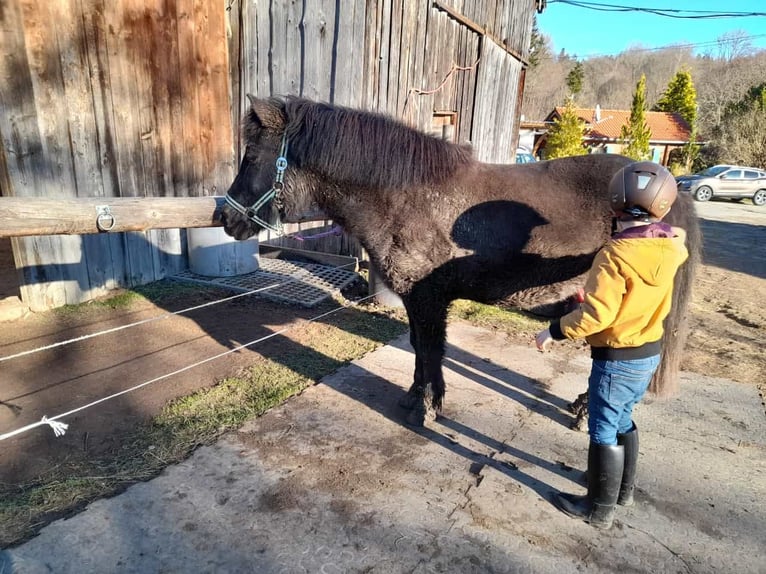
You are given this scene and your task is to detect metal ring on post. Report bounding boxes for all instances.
[95,205,116,232]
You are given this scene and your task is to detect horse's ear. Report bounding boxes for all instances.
[247,95,286,131]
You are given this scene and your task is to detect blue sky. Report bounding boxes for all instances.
[537,1,766,59]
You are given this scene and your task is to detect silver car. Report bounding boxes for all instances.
[676,165,766,206]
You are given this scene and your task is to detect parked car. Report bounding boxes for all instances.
[515,148,537,164]
[675,165,766,206]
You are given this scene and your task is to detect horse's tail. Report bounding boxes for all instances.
[649,196,701,397]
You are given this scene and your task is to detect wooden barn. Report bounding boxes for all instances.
[0,0,542,313]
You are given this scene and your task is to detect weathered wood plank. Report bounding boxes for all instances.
[0,0,45,198]
[226,0,243,157]
[376,0,392,113]
[302,1,334,101]
[362,0,381,109]
[174,0,202,196]
[0,197,225,237]
[387,0,402,114]
[104,0,145,198]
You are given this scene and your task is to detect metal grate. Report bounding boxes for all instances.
[170,258,360,307]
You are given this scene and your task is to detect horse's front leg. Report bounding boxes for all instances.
[398,294,449,427]
[397,310,425,409]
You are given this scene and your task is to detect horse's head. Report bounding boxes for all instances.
[221,96,325,240]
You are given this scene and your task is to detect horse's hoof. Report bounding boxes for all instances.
[398,392,421,410]
[571,414,588,432]
[405,403,437,427]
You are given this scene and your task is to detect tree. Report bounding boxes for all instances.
[654,69,699,170]
[528,16,549,69]
[712,83,766,168]
[545,97,587,159]
[653,69,697,126]
[566,61,584,98]
[710,30,755,63]
[620,75,652,161]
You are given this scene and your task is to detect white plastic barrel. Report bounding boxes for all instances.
[187,227,259,277]
[368,264,403,308]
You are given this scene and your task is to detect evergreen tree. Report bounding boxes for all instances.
[653,70,699,171]
[566,61,584,98]
[528,17,548,69]
[653,69,697,126]
[620,75,652,161]
[545,97,587,159]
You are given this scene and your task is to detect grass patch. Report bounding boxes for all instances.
[53,290,145,315]
[51,280,228,318]
[0,304,407,548]
[449,299,547,334]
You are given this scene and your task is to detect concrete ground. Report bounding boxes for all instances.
[2,322,764,574]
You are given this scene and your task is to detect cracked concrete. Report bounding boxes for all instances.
[3,322,765,573]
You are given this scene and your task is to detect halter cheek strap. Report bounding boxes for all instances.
[225,133,289,234]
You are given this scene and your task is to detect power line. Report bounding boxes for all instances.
[581,33,766,58]
[550,0,766,19]
[536,30,766,60]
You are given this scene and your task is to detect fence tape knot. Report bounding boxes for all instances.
[42,416,69,437]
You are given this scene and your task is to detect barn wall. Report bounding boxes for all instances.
[0,0,234,311]
[0,0,535,310]
[232,0,533,251]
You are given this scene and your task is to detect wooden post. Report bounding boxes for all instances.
[0,197,226,238]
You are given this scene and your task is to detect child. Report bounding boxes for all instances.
[535,161,689,529]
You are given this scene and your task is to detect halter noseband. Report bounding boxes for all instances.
[224,133,289,234]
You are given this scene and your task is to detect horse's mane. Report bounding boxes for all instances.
[277,97,474,190]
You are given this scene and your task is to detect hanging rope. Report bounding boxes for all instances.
[292,224,343,242]
[403,57,481,126]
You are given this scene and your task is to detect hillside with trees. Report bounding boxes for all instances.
[522,23,766,170]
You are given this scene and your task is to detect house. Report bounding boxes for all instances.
[526,106,693,165]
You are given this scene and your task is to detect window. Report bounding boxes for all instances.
[430,112,457,142]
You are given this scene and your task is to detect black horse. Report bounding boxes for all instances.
[221,96,700,426]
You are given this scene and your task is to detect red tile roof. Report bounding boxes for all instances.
[548,107,692,143]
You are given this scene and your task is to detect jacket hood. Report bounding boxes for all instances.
[610,225,689,286]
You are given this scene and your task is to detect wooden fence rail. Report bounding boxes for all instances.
[0,197,225,238]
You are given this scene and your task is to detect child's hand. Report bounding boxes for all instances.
[535,328,553,352]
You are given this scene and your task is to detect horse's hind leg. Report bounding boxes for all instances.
[569,390,589,432]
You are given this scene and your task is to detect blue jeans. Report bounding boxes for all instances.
[587,355,660,445]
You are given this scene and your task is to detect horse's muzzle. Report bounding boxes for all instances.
[219,204,257,240]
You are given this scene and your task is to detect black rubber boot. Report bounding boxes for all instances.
[617,425,639,506]
[555,443,625,529]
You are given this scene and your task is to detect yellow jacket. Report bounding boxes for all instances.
[550,224,689,358]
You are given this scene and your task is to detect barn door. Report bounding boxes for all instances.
[472,39,524,163]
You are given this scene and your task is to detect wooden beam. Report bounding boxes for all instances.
[431,1,529,67]
[0,197,225,238]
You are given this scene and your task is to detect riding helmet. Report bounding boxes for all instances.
[609,161,678,220]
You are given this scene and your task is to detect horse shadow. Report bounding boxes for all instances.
[442,346,574,426]
[443,200,601,316]
[310,332,582,504]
